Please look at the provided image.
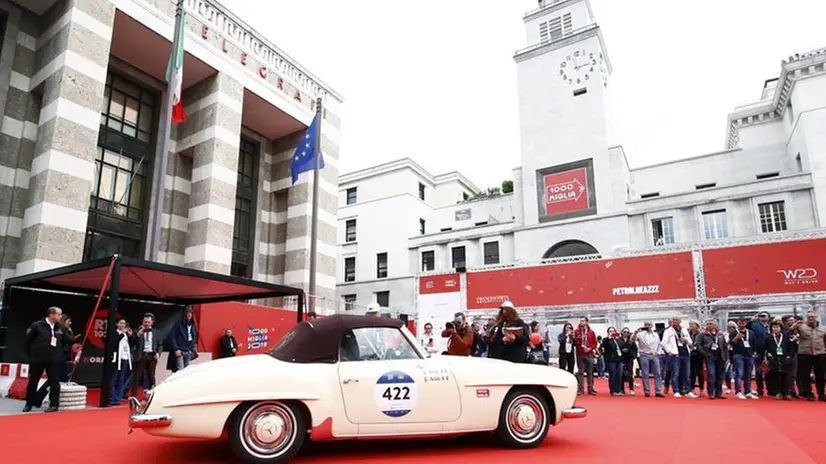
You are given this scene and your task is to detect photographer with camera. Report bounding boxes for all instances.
[440,312,474,356]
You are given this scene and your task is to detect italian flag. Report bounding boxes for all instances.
[167,12,186,125]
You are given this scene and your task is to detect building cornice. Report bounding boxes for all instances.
[176,0,343,102]
[726,47,826,149]
[513,24,613,74]
[523,0,579,23]
[339,158,482,193]
[626,173,812,215]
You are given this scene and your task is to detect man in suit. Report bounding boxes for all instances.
[130,313,163,398]
[23,307,71,412]
[218,328,240,358]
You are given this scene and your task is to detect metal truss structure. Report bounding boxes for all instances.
[413,230,826,320]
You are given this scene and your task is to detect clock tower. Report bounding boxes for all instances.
[515,0,621,227]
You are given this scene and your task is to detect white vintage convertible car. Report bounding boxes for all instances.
[128,315,586,463]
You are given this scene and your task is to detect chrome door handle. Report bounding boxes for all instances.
[342,378,359,385]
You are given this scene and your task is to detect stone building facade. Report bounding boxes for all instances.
[0,0,342,309]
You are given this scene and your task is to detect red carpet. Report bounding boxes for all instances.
[1,380,823,464]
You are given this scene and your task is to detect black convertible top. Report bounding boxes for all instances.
[269,315,404,363]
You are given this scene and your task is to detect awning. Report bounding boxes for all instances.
[2,255,304,305]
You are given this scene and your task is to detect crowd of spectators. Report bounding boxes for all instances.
[434,302,826,402]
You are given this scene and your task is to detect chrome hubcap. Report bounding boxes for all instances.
[241,403,295,457]
[507,395,544,441]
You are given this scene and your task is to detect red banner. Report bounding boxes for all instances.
[465,253,695,309]
[419,273,460,294]
[703,239,826,297]
[543,167,589,216]
[196,302,298,358]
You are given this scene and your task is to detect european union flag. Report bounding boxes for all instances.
[290,113,324,185]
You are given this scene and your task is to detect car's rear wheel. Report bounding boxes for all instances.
[228,401,306,463]
[495,389,550,449]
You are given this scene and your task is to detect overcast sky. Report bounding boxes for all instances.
[220,0,825,190]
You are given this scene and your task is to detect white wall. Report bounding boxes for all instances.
[429,193,517,232]
[630,145,793,199]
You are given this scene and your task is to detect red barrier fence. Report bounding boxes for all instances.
[465,252,696,309]
[702,238,826,298]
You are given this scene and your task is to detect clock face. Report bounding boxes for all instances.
[558,49,604,87]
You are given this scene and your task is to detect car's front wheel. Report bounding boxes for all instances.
[228,401,307,463]
[495,389,550,449]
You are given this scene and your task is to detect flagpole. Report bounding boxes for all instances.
[148,0,185,262]
[307,97,323,315]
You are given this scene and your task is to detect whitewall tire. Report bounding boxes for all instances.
[228,401,306,464]
[495,389,550,449]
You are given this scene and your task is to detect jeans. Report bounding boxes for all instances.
[660,355,672,390]
[109,362,130,405]
[576,354,595,393]
[669,355,691,394]
[705,358,725,397]
[639,354,662,395]
[558,353,575,374]
[690,355,705,391]
[175,351,193,371]
[596,357,605,377]
[607,361,624,394]
[733,353,754,394]
[622,358,635,392]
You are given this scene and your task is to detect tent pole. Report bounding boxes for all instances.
[297,293,304,324]
[70,256,117,382]
[99,256,121,408]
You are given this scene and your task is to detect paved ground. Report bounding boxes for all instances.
[0,397,30,416]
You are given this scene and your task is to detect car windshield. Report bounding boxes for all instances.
[339,326,423,362]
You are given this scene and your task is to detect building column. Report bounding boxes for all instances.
[17,0,115,275]
[0,8,39,281]
[280,114,340,313]
[178,73,244,274]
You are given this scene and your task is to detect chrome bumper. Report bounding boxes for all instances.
[561,407,587,419]
[128,396,172,431]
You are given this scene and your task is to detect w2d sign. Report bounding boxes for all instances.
[374,371,419,418]
[543,167,589,217]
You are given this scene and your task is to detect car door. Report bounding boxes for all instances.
[337,326,461,431]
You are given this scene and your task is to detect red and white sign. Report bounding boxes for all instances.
[465,253,695,309]
[196,302,298,358]
[543,168,589,216]
[418,273,460,295]
[702,239,826,297]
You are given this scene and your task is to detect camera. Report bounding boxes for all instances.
[445,322,454,330]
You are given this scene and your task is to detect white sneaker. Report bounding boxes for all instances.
[629,390,635,396]
[747,393,759,400]
[736,393,747,400]
[673,393,681,398]
[685,392,697,398]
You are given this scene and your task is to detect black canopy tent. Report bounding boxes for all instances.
[0,255,306,407]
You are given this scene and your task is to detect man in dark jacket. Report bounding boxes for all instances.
[746,311,770,397]
[697,320,728,399]
[169,307,198,371]
[130,313,163,398]
[218,329,240,358]
[23,307,71,412]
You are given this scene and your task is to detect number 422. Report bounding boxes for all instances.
[382,386,410,401]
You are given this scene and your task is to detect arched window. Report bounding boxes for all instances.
[542,240,599,260]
